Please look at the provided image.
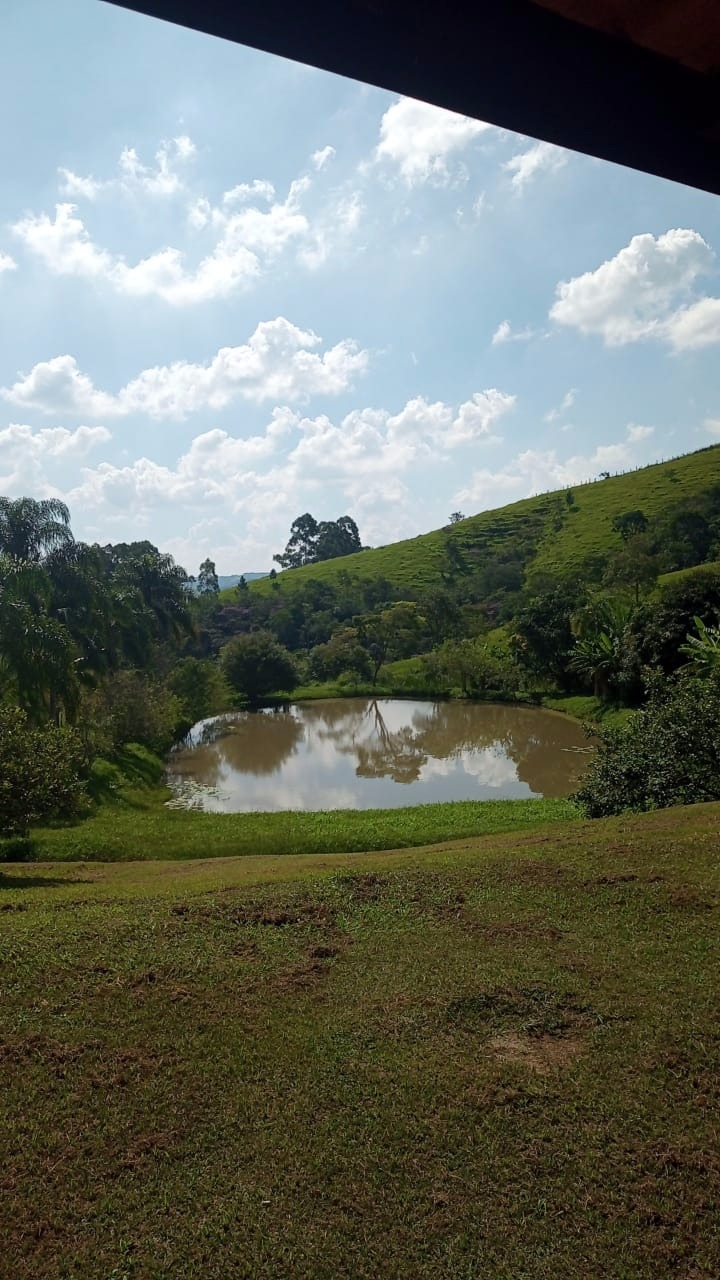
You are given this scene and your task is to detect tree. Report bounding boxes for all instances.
[575,668,720,818]
[274,513,362,569]
[167,657,231,727]
[511,587,579,689]
[315,516,362,562]
[197,558,219,596]
[235,576,249,596]
[448,511,465,525]
[628,569,720,675]
[0,705,85,836]
[420,587,462,646]
[0,556,80,723]
[356,602,424,685]
[0,497,73,563]
[221,632,298,701]
[103,542,192,646]
[274,513,319,569]
[442,537,467,580]
[569,597,634,700]
[679,615,720,678]
[612,509,649,542]
[309,628,371,682]
[603,533,660,603]
[424,635,519,697]
[662,509,714,569]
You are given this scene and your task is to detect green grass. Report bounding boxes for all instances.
[2,801,720,1277]
[32,796,577,861]
[289,657,444,701]
[221,445,720,602]
[542,694,636,730]
[657,558,720,591]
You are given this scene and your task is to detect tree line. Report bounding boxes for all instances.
[4,487,720,838]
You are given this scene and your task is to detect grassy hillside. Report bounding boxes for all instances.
[2,802,719,1278]
[228,445,720,600]
[657,557,720,591]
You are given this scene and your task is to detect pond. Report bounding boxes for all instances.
[165,698,591,812]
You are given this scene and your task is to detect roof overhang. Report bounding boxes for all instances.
[105,0,720,196]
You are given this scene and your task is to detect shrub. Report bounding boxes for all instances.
[78,672,184,756]
[574,670,720,817]
[221,632,298,702]
[0,705,86,836]
[167,657,231,729]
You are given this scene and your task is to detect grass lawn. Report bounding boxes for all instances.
[31,796,577,861]
[2,802,719,1277]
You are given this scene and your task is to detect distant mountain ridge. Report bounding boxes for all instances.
[217,573,267,590]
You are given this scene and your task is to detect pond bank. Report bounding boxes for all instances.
[31,796,578,862]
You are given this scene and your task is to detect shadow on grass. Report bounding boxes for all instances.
[0,873,92,890]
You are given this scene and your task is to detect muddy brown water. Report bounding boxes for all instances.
[165,698,591,812]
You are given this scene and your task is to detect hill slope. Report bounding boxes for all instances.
[232,445,720,600]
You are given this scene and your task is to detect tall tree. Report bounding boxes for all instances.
[274,513,319,569]
[274,514,362,569]
[0,497,73,562]
[197,558,219,596]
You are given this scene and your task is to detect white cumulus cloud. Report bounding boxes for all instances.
[14,176,328,304]
[1,355,120,417]
[311,146,336,171]
[492,320,536,345]
[0,252,16,275]
[544,388,576,423]
[2,319,370,419]
[627,424,655,442]
[0,422,111,494]
[58,135,196,200]
[375,97,491,186]
[455,424,657,509]
[550,228,720,349]
[503,140,567,190]
[58,386,516,564]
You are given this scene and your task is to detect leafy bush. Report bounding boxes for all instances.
[78,672,184,756]
[0,705,86,836]
[575,670,720,817]
[167,657,231,730]
[221,632,298,702]
[424,635,521,698]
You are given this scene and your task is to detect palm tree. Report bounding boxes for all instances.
[679,615,720,678]
[0,497,73,563]
[569,597,634,701]
[0,555,79,722]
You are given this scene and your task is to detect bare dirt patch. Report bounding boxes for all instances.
[0,1035,90,1073]
[501,861,574,888]
[657,887,717,913]
[490,1029,586,1074]
[587,872,665,887]
[334,871,390,904]
[192,898,337,928]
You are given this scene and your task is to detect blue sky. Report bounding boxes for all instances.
[0,0,719,573]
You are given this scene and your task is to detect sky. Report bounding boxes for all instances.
[0,1,719,574]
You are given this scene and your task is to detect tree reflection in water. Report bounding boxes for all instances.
[166,698,590,810]
[298,698,589,794]
[170,707,304,788]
